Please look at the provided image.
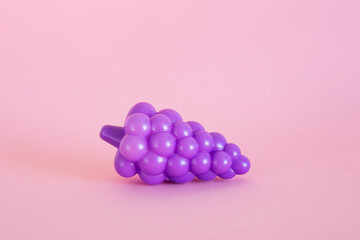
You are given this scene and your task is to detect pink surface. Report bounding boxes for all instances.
[1,0,359,239]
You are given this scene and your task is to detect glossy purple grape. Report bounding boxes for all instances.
[196,170,217,181]
[150,114,172,134]
[172,121,193,139]
[158,109,182,123]
[138,151,167,175]
[100,102,252,185]
[138,171,166,185]
[165,154,189,177]
[224,143,241,160]
[190,152,211,174]
[232,155,251,175]
[218,168,236,179]
[168,172,195,184]
[114,150,137,178]
[187,121,205,133]
[176,136,199,159]
[127,102,156,118]
[119,135,147,162]
[211,151,232,174]
[124,113,151,137]
[149,132,176,157]
[210,132,227,151]
[194,130,214,152]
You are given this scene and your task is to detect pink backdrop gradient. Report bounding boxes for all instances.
[1,0,359,239]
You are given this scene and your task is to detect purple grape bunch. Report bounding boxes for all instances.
[100,102,251,185]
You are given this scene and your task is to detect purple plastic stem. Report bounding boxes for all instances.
[99,125,125,148]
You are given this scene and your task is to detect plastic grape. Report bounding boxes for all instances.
[149,132,176,157]
[124,113,151,137]
[176,136,199,159]
[194,130,214,152]
[165,154,190,177]
[150,114,172,134]
[172,121,193,139]
[211,151,232,174]
[100,102,251,184]
[190,151,211,174]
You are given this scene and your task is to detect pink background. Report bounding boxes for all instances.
[1,0,359,239]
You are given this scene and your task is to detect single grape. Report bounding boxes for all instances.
[190,152,211,174]
[119,135,147,162]
[168,172,195,184]
[158,109,182,123]
[124,113,151,137]
[196,170,217,181]
[218,168,236,179]
[232,155,251,175]
[194,130,214,152]
[114,150,137,178]
[210,132,227,151]
[172,121,193,139]
[149,132,176,157]
[211,151,232,174]
[224,143,241,160]
[187,121,205,133]
[176,136,199,159]
[126,102,156,118]
[165,154,189,177]
[150,114,172,134]
[138,151,167,175]
[138,171,166,185]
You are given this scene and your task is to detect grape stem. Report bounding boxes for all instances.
[99,125,125,148]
